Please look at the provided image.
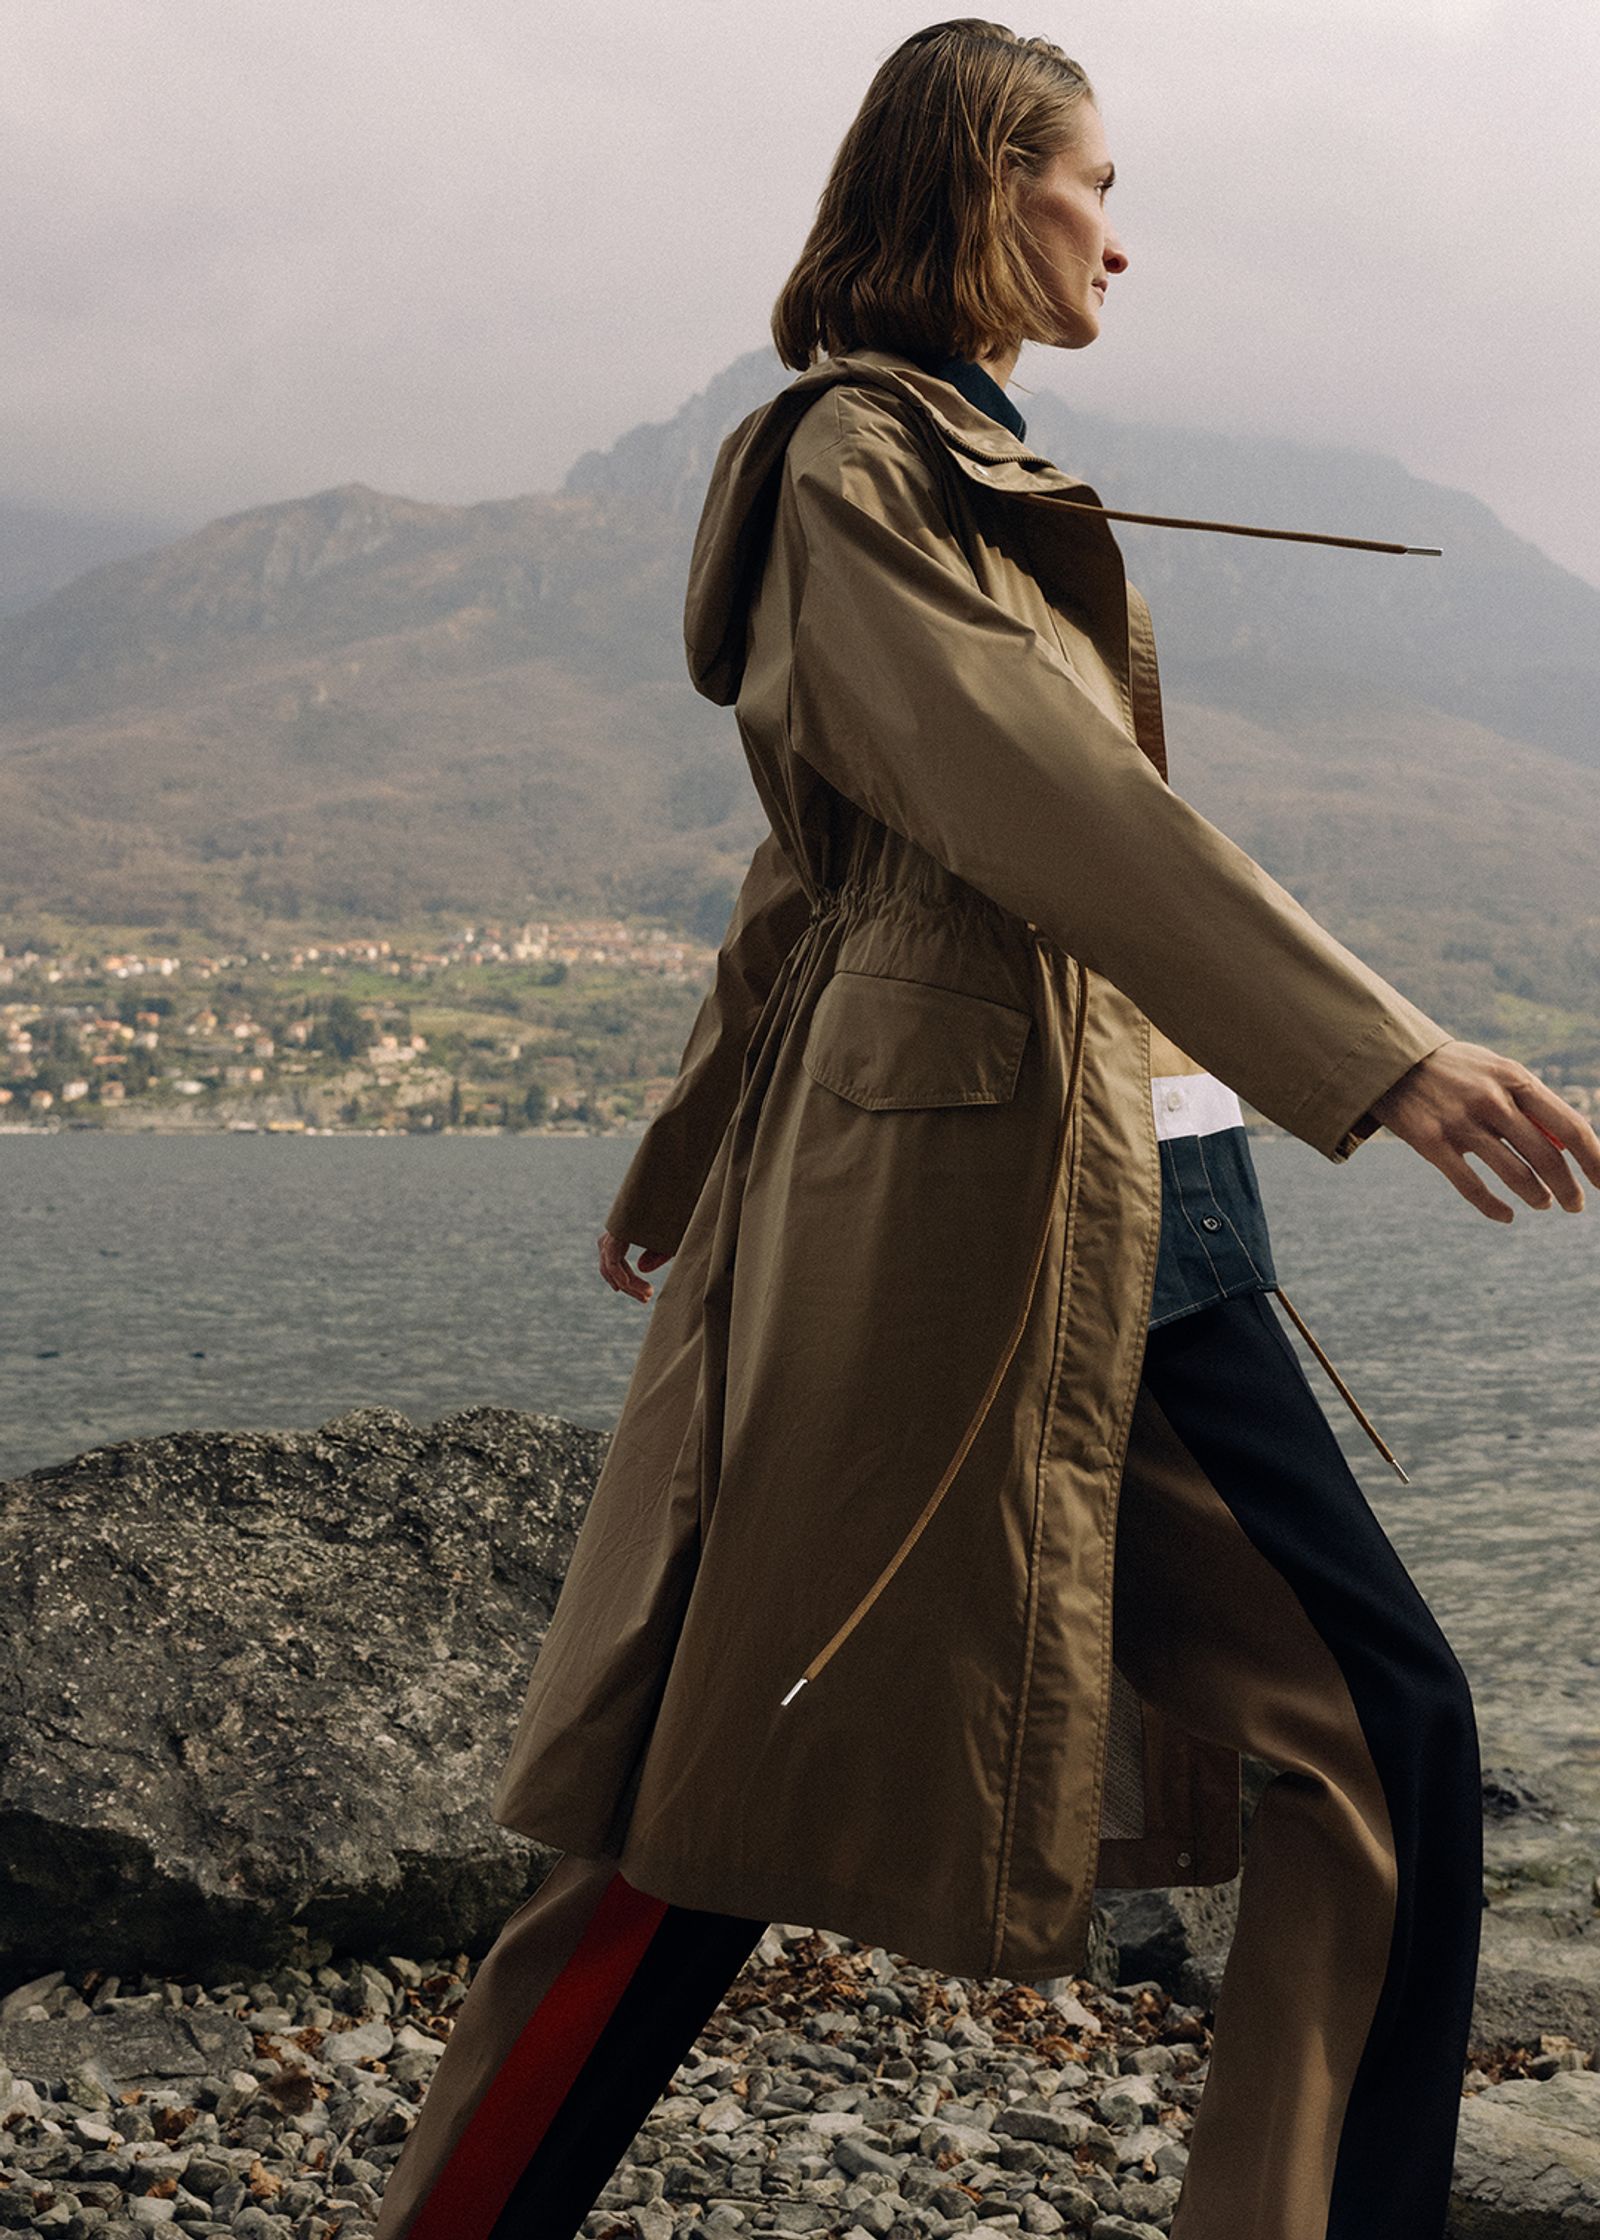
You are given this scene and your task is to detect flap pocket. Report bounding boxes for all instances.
[801,970,1033,1111]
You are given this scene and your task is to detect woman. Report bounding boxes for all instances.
[375,22,1599,2240]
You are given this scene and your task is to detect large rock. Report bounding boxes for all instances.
[1094,1884,1241,2008]
[1473,1917,1600,2062]
[1450,2070,1600,2236]
[0,2003,254,2086]
[0,1406,603,1979]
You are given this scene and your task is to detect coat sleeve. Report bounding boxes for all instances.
[603,826,812,1255]
[781,390,1456,1163]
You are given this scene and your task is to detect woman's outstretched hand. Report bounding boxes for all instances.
[597,1229,674,1302]
[1367,1039,1600,1222]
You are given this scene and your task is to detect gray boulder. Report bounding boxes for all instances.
[0,1405,602,1978]
[1450,2069,1600,2236]
[0,2003,254,2087]
[1473,1917,1600,2063]
[1093,1883,1240,2009]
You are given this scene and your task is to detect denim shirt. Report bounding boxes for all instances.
[917,353,1279,1329]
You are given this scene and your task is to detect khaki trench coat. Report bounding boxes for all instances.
[490,348,1455,1982]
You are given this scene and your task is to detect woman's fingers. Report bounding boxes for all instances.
[1513,1076,1600,1191]
[597,1228,655,1302]
[1454,1082,1593,1214]
[1372,1040,1598,1221]
[1424,1139,1518,1223]
[1455,1126,1555,1217]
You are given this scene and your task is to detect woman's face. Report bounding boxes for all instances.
[1010,102,1127,349]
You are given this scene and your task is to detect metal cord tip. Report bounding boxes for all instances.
[780,1677,808,1707]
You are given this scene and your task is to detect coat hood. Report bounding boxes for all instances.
[683,348,1099,708]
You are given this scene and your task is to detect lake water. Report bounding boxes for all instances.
[4,1129,1598,1872]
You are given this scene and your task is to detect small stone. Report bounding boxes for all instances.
[1041,2183,1103,2227]
[1094,2078,1158,2128]
[63,2060,118,2112]
[0,1971,66,2022]
[921,2120,1003,2162]
[1116,2175,1183,2220]
[319,2021,393,2064]
[835,2134,903,2180]
[993,2108,1092,2151]
[807,2111,866,2138]
[841,2199,898,2237]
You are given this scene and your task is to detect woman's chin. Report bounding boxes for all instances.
[1055,309,1101,350]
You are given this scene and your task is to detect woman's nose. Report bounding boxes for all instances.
[1104,229,1129,274]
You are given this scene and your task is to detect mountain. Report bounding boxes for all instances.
[0,481,746,938]
[0,349,1596,1054]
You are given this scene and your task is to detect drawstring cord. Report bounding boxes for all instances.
[780,942,1089,1708]
[1268,1283,1410,1483]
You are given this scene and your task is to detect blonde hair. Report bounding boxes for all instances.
[771,19,1095,371]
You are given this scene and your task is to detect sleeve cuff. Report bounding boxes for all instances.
[1289,1009,1458,1164]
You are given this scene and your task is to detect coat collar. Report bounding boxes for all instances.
[917,352,1029,443]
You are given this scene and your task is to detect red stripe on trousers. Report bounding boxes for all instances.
[405,1869,668,2240]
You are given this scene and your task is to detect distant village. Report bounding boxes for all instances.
[0,918,718,1134]
[3,917,1594,1138]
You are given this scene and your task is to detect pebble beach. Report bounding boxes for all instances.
[0,1923,1574,2239]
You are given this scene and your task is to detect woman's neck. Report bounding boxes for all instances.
[973,344,1021,389]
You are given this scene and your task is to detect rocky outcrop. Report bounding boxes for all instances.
[1451,2070,1600,2235]
[1473,1920,1600,2060]
[0,1405,603,1979]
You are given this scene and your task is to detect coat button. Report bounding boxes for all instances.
[1176,1851,1191,1868]
[1201,1215,1222,1231]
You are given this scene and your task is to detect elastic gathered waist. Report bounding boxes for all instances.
[806,878,1025,934]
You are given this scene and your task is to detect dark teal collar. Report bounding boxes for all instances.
[922,354,1027,443]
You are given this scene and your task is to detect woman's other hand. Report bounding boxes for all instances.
[1368,1040,1600,1222]
[597,1229,674,1301]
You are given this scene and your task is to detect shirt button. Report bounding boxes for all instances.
[1201,1215,1222,1231]
[1164,1089,1184,1111]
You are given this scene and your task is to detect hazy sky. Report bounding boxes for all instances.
[8,1,1600,585]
